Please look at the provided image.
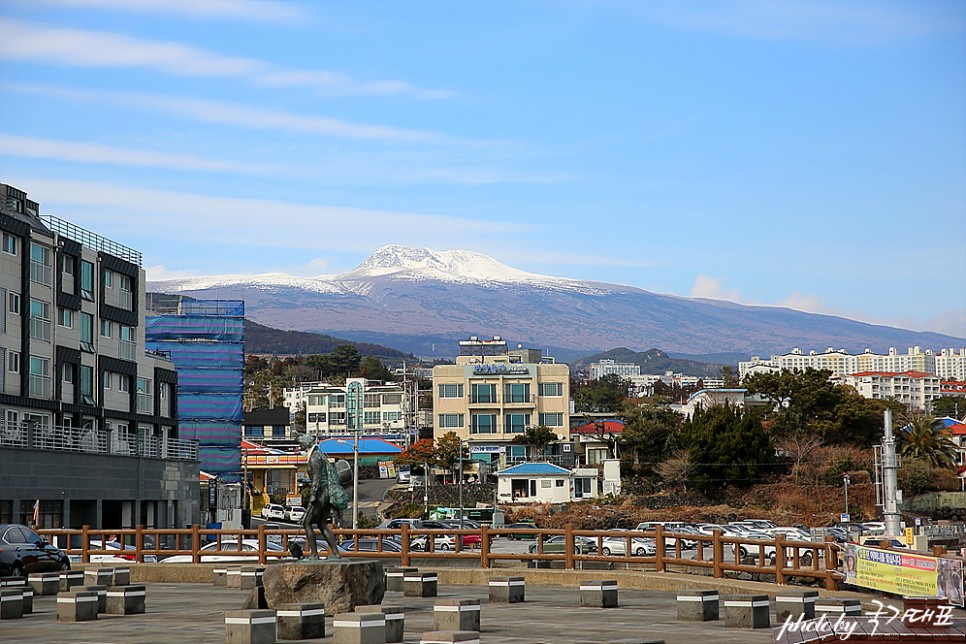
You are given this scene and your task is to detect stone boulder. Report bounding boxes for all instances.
[262,559,385,615]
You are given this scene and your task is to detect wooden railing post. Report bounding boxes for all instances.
[191,524,201,564]
[712,530,723,579]
[135,525,145,563]
[480,524,491,569]
[81,525,91,563]
[565,524,575,570]
[654,525,665,573]
[774,533,786,585]
[257,523,267,564]
[824,536,838,591]
[400,523,411,567]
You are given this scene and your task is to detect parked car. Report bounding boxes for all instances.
[260,504,286,521]
[441,519,481,529]
[160,539,285,563]
[383,518,424,530]
[860,536,907,549]
[529,535,597,555]
[502,523,540,540]
[0,523,71,576]
[633,522,695,548]
[285,506,306,523]
[339,537,403,553]
[600,536,656,557]
[88,540,158,563]
[411,534,456,551]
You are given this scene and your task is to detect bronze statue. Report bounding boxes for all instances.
[299,434,350,560]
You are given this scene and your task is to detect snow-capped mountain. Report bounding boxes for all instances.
[148,245,963,358]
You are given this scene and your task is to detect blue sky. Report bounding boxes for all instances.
[1,0,963,339]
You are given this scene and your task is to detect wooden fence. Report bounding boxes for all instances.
[39,524,842,590]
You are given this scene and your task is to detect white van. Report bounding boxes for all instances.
[396,464,411,484]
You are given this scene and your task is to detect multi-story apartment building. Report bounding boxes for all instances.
[432,337,571,463]
[0,183,198,530]
[936,349,966,382]
[839,371,942,411]
[304,378,407,436]
[589,359,640,380]
[283,381,327,416]
[739,347,966,381]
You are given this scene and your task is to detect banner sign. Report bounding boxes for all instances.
[844,544,964,606]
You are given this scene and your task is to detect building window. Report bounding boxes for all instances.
[7,350,20,374]
[80,260,95,300]
[364,393,381,407]
[28,355,51,398]
[136,377,152,414]
[79,366,95,405]
[504,382,530,403]
[505,413,530,433]
[118,274,133,310]
[103,270,113,288]
[539,413,564,427]
[438,384,464,398]
[329,412,346,425]
[62,254,74,276]
[438,413,464,428]
[29,299,51,341]
[307,412,327,424]
[8,291,20,315]
[383,411,401,422]
[382,393,402,405]
[364,411,381,425]
[79,312,94,352]
[100,319,112,338]
[62,363,74,383]
[58,307,73,328]
[272,426,285,437]
[29,243,52,286]
[539,382,563,397]
[103,371,112,390]
[117,374,130,392]
[471,414,497,434]
[247,425,264,437]
[470,383,497,404]
[329,394,345,407]
[2,232,17,255]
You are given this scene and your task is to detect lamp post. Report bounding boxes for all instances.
[347,379,364,531]
[843,474,851,519]
[458,438,464,529]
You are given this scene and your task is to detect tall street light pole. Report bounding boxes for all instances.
[458,438,464,529]
[843,474,850,519]
[347,379,363,531]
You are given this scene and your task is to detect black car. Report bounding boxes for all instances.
[0,523,71,577]
[339,537,403,553]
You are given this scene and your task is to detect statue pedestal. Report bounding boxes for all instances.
[262,559,385,616]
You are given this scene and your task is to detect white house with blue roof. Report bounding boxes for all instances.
[496,462,599,504]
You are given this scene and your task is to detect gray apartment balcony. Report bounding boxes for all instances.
[29,259,52,287]
[0,420,197,460]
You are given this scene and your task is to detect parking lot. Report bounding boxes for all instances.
[5,578,778,643]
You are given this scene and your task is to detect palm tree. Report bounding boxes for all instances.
[898,416,959,468]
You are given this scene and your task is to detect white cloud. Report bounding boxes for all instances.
[144,264,201,280]
[776,291,827,314]
[303,258,331,276]
[0,18,451,98]
[0,133,280,174]
[689,274,743,302]
[34,0,310,24]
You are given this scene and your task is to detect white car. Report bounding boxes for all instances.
[160,539,285,563]
[285,506,306,523]
[600,536,656,557]
[410,534,456,551]
[88,540,158,564]
[261,504,286,521]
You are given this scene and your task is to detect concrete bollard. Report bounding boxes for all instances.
[676,589,719,621]
[227,566,244,589]
[356,604,405,643]
[240,567,264,590]
[81,585,108,613]
[1,578,31,614]
[85,568,115,587]
[580,579,619,608]
[224,609,277,644]
[59,570,85,591]
[106,584,146,615]
[213,567,229,586]
[111,567,131,586]
[814,598,861,619]
[332,610,386,644]
[404,572,438,598]
[433,598,481,632]
[29,572,60,596]
[277,602,325,640]
[723,594,770,629]
[489,576,525,603]
[419,631,481,644]
[775,590,819,621]
[57,589,99,622]
[0,576,25,587]
[0,588,24,620]
[386,566,418,592]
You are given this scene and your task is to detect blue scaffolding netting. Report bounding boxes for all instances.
[146,299,244,481]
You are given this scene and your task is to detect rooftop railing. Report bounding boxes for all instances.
[41,214,142,266]
[0,420,197,461]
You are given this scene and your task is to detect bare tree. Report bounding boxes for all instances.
[656,450,694,492]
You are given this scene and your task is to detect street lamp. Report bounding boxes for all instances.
[843,474,851,519]
[458,438,464,530]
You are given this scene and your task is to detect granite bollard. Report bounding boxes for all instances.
[57,589,99,622]
[723,594,770,629]
[356,604,405,643]
[106,584,146,615]
[29,572,59,596]
[676,589,718,621]
[225,609,276,644]
[59,570,84,591]
[489,576,525,603]
[404,572,438,598]
[386,566,418,592]
[0,588,24,620]
[277,602,325,640]
[775,590,818,621]
[332,610,385,644]
[580,579,619,608]
[434,598,481,632]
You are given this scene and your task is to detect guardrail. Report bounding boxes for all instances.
[40,524,844,590]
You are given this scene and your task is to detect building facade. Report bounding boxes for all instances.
[0,183,198,530]
[589,359,640,380]
[304,378,407,436]
[432,337,571,464]
[840,371,942,411]
[739,347,966,380]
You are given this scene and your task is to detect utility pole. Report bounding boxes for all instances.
[881,409,902,536]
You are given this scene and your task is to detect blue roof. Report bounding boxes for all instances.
[497,462,571,476]
[319,437,402,455]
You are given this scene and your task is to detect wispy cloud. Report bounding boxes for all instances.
[0,133,280,174]
[644,0,965,44]
[3,83,454,143]
[32,0,310,25]
[0,18,452,98]
[689,274,743,302]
